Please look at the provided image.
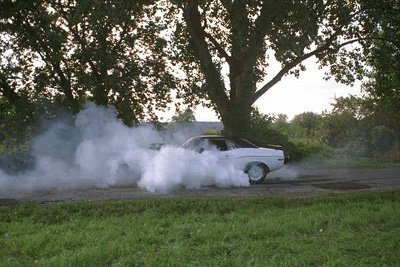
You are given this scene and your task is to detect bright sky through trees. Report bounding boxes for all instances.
[164,56,361,122]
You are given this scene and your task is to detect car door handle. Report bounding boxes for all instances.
[225,154,229,158]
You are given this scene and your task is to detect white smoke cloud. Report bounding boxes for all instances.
[267,165,300,180]
[0,103,248,193]
[139,147,248,193]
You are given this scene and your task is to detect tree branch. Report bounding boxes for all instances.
[24,22,75,103]
[242,2,270,65]
[203,31,233,65]
[250,37,363,104]
[0,72,21,105]
[181,0,229,112]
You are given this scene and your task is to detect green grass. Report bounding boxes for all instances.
[316,156,400,169]
[1,191,400,266]
[347,157,400,169]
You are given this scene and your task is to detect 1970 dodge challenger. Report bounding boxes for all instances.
[181,135,289,184]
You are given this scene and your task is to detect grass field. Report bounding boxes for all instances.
[308,156,400,169]
[1,191,400,266]
[346,157,400,169]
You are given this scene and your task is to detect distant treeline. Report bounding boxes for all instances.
[245,95,399,162]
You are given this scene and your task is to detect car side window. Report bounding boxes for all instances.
[209,140,228,151]
[226,140,239,150]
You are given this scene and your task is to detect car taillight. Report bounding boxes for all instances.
[284,151,290,164]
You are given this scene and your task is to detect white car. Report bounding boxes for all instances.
[181,135,289,184]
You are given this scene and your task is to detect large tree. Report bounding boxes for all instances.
[360,0,400,136]
[1,0,176,124]
[169,0,372,137]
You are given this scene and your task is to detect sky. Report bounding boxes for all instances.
[162,55,362,122]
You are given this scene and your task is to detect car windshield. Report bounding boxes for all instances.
[181,137,202,149]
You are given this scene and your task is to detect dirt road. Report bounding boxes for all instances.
[1,166,399,205]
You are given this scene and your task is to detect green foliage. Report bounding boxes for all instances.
[0,97,30,154]
[360,0,400,139]
[1,192,400,266]
[316,96,368,149]
[243,109,301,159]
[171,107,196,122]
[203,128,222,135]
[245,95,399,162]
[170,0,369,137]
[271,113,290,136]
[288,112,322,140]
[0,97,34,172]
[0,95,76,172]
[371,126,397,154]
[1,0,176,125]
[291,139,335,160]
[322,95,399,160]
[318,112,360,148]
[361,0,400,105]
[347,157,400,169]
[328,1,400,158]
[1,0,399,165]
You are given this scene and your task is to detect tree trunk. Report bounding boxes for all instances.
[94,86,109,106]
[221,101,252,139]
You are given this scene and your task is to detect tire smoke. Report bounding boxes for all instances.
[0,103,248,193]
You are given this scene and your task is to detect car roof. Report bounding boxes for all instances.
[194,135,227,139]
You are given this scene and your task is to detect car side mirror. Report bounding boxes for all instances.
[198,148,205,153]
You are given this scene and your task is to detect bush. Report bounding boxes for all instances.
[334,137,369,158]
[371,126,397,155]
[374,141,400,163]
[203,128,223,135]
[291,139,335,159]
[241,109,302,160]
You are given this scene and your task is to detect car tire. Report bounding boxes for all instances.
[245,162,269,184]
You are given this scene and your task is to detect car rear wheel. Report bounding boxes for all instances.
[245,162,269,184]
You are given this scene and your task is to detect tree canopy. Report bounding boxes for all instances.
[1,0,398,138]
[1,0,176,125]
[360,0,400,135]
[168,0,374,137]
